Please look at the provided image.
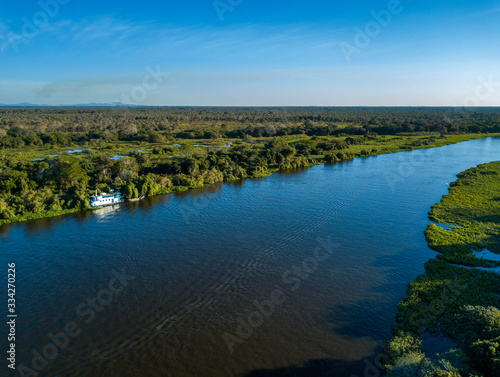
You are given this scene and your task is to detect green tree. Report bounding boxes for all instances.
[55,159,89,190]
[0,198,15,219]
[122,182,139,199]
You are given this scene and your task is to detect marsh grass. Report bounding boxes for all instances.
[1,134,499,227]
[383,161,500,377]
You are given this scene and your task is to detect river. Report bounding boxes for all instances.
[2,137,500,377]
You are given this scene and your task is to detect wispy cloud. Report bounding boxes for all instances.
[469,6,500,17]
[0,20,12,49]
[0,16,147,46]
[0,21,8,35]
[31,16,343,52]
[484,6,500,14]
[34,74,145,99]
[70,17,146,43]
[129,22,345,65]
[0,13,346,65]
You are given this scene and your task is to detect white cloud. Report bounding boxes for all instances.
[70,17,146,43]
[0,20,12,44]
[469,6,500,17]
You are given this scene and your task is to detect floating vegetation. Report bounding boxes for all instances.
[382,161,500,377]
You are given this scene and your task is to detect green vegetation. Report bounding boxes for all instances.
[1,107,500,225]
[382,161,500,377]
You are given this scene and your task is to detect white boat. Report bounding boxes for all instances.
[89,190,124,207]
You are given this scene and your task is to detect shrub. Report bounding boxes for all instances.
[384,333,422,366]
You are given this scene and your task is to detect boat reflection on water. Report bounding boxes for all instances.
[92,202,123,220]
[4,138,500,377]
[92,204,122,216]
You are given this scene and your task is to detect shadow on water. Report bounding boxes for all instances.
[324,297,398,342]
[226,178,246,188]
[0,209,93,237]
[241,354,380,377]
[0,180,226,238]
[126,190,173,211]
[172,181,224,200]
[323,244,432,343]
[275,166,310,176]
[306,249,429,377]
[0,161,351,238]
[324,158,357,167]
[0,190,176,236]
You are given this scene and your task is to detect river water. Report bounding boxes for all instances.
[2,137,500,377]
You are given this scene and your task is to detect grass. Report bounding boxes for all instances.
[1,133,499,228]
[4,133,500,164]
[382,161,500,377]
[426,161,500,267]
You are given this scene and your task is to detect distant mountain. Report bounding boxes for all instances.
[0,102,48,107]
[0,102,136,107]
[72,102,134,107]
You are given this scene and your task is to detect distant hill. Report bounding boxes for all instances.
[0,102,48,107]
[73,102,133,107]
[0,102,134,107]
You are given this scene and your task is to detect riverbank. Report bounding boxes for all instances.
[382,161,500,376]
[0,185,190,226]
[6,136,500,377]
[1,133,499,226]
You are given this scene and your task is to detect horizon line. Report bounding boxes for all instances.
[1,104,500,109]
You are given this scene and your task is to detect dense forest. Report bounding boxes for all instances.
[1,107,500,149]
[1,107,500,225]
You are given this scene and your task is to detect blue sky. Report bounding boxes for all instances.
[0,0,499,106]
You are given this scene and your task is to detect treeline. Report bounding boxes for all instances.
[1,107,500,149]
[0,137,324,222]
